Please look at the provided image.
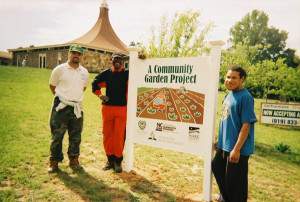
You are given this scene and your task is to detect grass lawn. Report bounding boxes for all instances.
[0,65,299,201]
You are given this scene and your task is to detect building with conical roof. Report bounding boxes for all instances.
[8,0,129,72]
[0,51,12,66]
[68,0,129,55]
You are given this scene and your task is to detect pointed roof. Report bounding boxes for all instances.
[67,0,129,55]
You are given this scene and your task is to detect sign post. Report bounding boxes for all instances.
[125,41,224,201]
[124,46,140,172]
[202,41,225,201]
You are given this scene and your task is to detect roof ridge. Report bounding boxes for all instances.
[67,3,129,54]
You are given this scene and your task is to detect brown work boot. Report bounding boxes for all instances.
[69,158,83,171]
[114,161,122,173]
[47,160,58,173]
[102,161,114,170]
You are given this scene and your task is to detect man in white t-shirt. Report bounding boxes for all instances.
[22,59,26,67]
[48,44,89,173]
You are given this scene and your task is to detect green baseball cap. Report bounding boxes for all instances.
[69,44,84,54]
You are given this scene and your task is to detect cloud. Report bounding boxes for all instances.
[1,0,299,54]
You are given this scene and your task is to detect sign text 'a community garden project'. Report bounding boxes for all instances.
[125,41,224,201]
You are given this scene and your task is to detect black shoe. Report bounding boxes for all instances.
[114,161,122,173]
[102,161,114,170]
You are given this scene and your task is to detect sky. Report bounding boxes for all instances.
[0,0,299,54]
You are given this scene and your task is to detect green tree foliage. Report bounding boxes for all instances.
[275,64,300,101]
[229,9,299,68]
[229,10,269,47]
[223,9,300,101]
[280,48,300,68]
[246,60,279,99]
[140,9,214,58]
[260,27,288,61]
[220,43,300,101]
[246,59,300,101]
[219,43,259,90]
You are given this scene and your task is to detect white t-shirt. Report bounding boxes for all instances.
[49,62,89,102]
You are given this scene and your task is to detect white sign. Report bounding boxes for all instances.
[125,41,224,201]
[129,56,211,155]
[260,103,300,127]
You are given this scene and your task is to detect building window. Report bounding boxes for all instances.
[124,61,129,69]
[57,52,62,65]
[39,54,46,69]
[17,55,20,67]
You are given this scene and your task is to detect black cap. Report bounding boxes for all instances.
[112,52,124,60]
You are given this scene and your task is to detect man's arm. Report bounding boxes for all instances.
[229,122,251,163]
[50,84,56,95]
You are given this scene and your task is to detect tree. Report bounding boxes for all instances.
[274,61,300,101]
[220,42,300,101]
[245,60,278,100]
[260,26,288,62]
[280,48,300,69]
[219,42,259,90]
[229,9,297,66]
[246,59,300,101]
[140,9,214,58]
[224,9,300,101]
[229,10,269,47]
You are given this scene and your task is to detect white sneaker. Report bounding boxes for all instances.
[213,194,224,202]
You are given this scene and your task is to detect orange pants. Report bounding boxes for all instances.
[102,105,127,158]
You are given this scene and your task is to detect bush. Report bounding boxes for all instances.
[275,142,291,153]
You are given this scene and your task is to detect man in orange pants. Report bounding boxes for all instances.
[92,53,127,172]
[92,52,149,172]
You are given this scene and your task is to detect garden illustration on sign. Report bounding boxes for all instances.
[136,86,205,124]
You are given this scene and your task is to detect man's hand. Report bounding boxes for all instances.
[229,149,240,163]
[214,141,219,151]
[99,95,109,103]
[138,53,146,60]
[229,123,251,163]
[50,84,56,95]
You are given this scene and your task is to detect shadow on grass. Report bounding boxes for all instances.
[259,123,300,132]
[56,168,188,201]
[254,142,300,165]
[57,169,138,201]
[117,170,188,201]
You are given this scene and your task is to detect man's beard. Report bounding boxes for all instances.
[113,61,121,69]
[72,58,79,64]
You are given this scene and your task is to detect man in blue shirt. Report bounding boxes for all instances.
[212,66,257,202]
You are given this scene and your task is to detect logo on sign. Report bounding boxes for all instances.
[138,120,147,130]
[156,123,176,132]
[156,123,163,131]
[188,126,200,141]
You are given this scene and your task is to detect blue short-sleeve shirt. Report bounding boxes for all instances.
[217,88,257,156]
